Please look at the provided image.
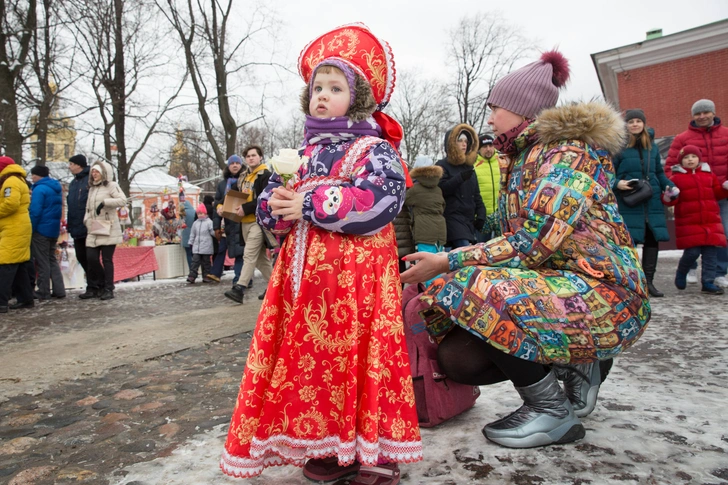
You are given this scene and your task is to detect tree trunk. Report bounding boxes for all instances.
[111,0,129,195]
[0,0,37,163]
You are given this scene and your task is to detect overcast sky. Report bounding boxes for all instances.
[271,0,727,103]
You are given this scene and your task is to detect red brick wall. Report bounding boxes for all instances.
[617,48,728,138]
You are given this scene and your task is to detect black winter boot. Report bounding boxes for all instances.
[642,247,664,297]
[79,288,100,299]
[100,289,115,300]
[224,285,245,304]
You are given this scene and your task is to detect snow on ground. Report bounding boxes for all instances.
[113,253,728,485]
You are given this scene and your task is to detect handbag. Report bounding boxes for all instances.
[89,218,111,236]
[621,146,653,207]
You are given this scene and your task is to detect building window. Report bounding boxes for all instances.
[64,145,70,158]
[132,206,144,229]
[47,144,54,158]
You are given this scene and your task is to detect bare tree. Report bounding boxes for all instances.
[0,0,37,162]
[66,0,185,195]
[447,11,534,134]
[387,69,454,164]
[158,0,286,170]
[22,0,81,166]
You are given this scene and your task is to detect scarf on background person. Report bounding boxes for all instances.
[303,115,382,146]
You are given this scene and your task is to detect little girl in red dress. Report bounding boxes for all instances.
[220,23,422,485]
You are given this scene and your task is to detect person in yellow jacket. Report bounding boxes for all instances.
[474,134,501,241]
[0,156,35,312]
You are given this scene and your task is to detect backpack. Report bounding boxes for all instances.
[402,283,480,428]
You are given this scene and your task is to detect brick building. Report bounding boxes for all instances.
[592,19,728,249]
[592,19,728,139]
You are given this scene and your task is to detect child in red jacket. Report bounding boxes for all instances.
[667,145,728,294]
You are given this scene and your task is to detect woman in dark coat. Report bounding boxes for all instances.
[613,109,675,297]
[436,124,486,248]
[213,155,245,286]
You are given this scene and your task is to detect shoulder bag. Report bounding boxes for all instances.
[622,147,653,207]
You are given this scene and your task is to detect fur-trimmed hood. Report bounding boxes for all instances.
[443,123,479,166]
[89,161,114,186]
[410,165,443,188]
[535,101,627,155]
[300,73,377,123]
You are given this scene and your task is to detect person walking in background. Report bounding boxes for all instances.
[0,156,35,313]
[67,154,91,292]
[406,164,447,253]
[666,145,728,295]
[474,133,501,241]
[83,161,127,301]
[405,164,446,287]
[665,99,728,288]
[213,155,245,287]
[437,124,486,249]
[224,145,272,303]
[180,197,196,269]
[29,165,66,301]
[186,204,215,284]
[613,109,675,298]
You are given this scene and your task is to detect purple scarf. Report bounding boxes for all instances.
[303,115,382,146]
[493,119,533,155]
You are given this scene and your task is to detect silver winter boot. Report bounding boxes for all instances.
[483,371,585,448]
[555,359,613,418]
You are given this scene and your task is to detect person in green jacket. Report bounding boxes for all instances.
[475,134,501,241]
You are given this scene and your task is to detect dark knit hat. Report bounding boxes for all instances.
[30,165,50,177]
[479,134,494,147]
[227,154,243,166]
[487,50,570,118]
[679,145,702,162]
[624,109,646,123]
[0,156,15,173]
[69,154,87,167]
[691,99,715,116]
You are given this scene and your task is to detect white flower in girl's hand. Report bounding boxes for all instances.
[270,149,308,186]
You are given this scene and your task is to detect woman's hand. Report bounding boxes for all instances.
[269,187,304,221]
[616,180,633,191]
[400,252,450,284]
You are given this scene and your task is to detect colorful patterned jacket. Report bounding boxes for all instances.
[448,101,648,299]
[257,138,406,237]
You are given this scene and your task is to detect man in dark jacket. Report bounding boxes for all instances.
[67,154,91,289]
[30,165,66,300]
[436,123,486,248]
[665,99,728,287]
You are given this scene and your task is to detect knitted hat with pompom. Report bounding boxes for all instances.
[487,50,570,118]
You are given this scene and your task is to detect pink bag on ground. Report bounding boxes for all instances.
[402,284,480,428]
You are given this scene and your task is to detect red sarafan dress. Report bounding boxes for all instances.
[220,136,422,478]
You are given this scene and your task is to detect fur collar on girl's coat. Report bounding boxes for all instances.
[443,123,479,166]
[410,165,444,188]
[671,162,712,174]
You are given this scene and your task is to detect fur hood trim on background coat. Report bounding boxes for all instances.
[410,165,444,179]
[535,101,628,156]
[443,123,479,166]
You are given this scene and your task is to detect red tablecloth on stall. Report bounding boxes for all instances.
[113,246,159,282]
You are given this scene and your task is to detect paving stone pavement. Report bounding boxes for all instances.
[0,256,727,484]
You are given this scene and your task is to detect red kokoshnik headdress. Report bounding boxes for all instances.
[299,23,412,186]
[299,23,396,110]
